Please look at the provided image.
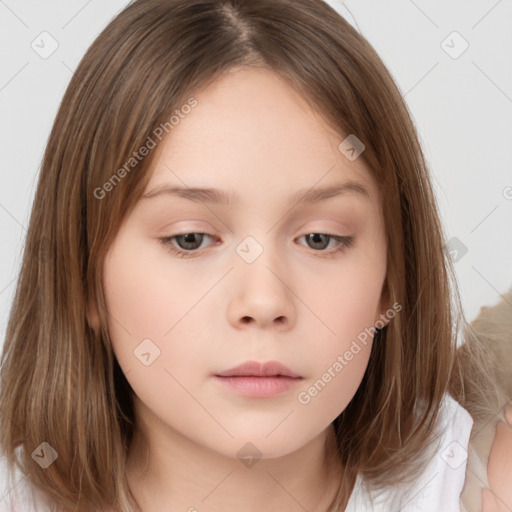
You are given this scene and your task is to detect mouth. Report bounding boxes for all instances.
[213,361,303,398]
[214,360,303,378]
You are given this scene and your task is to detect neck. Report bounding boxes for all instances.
[125,399,345,512]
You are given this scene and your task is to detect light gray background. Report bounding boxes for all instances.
[0,0,511,501]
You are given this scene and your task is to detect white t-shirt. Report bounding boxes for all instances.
[344,393,473,512]
[0,472,54,512]
[0,394,472,512]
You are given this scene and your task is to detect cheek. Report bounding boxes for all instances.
[300,221,386,326]
[305,254,386,352]
[102,240,214,433]
[293,247,386,421]
[293,279,384,423]
[102,238,212,377]
[295,339,373,429]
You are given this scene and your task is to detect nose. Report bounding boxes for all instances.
[226,248,296,331]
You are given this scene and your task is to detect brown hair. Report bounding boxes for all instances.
[0,1,461,510]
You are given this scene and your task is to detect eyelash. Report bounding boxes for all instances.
[158,232,354,259]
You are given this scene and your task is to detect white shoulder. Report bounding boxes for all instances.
[344,393,473,512]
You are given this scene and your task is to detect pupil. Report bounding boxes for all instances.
[180,233,202,250]
[309,233,327,249]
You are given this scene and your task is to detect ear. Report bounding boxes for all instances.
[374,280,394,329]
[86,300,101,333]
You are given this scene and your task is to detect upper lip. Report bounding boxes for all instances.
[215,360,303,378]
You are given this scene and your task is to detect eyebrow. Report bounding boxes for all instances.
[141,180,370,207]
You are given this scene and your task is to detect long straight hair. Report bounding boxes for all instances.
[0,1,462,510]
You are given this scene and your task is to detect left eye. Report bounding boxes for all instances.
[298,233,351,252]
[158,232,354,258]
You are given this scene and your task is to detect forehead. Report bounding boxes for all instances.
[144,66,379,204]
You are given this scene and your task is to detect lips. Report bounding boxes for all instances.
[215,360,303,379]
[213,361,303,398]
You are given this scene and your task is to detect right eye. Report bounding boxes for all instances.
[159,232,218,258]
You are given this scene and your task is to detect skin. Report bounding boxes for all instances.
[482,404,512,512]
[89,67,389,511]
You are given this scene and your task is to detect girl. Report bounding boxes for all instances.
[0,0,476,510]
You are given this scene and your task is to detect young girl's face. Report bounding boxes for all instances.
[98,67,388,460]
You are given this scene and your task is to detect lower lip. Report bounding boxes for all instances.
[213,375,303,397]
